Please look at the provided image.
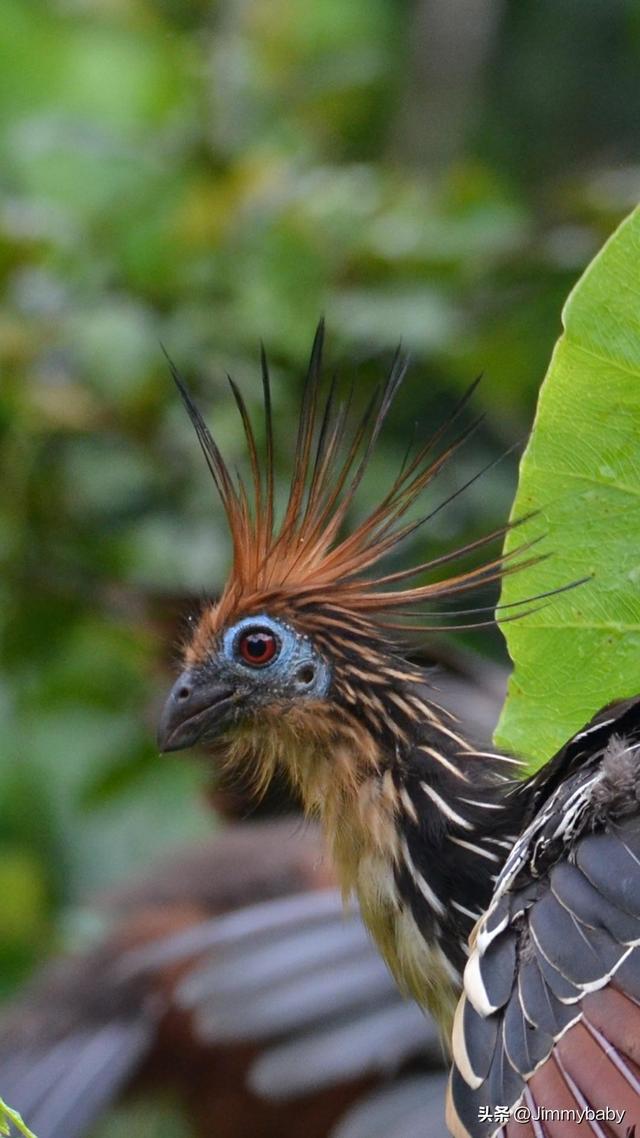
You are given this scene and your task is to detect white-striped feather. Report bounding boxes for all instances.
[449,836,501,863]
[420,781,474,830]
[400,839,446,918]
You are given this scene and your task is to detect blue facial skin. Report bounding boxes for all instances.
[218,614,332,707]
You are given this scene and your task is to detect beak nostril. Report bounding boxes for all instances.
[157,673,234,755]
[157,670,235,753]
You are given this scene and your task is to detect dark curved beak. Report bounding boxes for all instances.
[157,668,236,753]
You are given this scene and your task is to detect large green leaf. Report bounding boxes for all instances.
[495,206,640,767]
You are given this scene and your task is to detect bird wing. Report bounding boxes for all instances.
[0,887,441,1138]
[127,887,441,1100]
[447,717,640,1138]
[0,1002,154,1138]
[146,886,450,1137]
[331,1074,450,1138]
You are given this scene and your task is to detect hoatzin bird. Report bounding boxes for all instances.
[157,323,640,1137]
[0,659,502,1138]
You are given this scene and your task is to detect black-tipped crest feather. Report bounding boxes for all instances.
[166,324,558,635]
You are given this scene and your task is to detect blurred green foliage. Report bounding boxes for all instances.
[1,0,640,1131]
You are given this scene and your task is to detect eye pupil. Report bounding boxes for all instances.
[246,634,268,658]
[238,627,278,667]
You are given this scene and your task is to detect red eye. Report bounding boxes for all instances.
[237,627,279,667]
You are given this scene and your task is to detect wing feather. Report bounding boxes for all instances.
[449,805,640,1136]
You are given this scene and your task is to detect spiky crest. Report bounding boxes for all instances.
[167,322,535,637]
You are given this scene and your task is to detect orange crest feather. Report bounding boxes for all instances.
[167,323,533,636]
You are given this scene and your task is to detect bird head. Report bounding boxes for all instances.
[158,608,332,754]
[157,323,522,811]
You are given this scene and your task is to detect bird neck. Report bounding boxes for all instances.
[323,691,523,1034]
[221,670,527,1035]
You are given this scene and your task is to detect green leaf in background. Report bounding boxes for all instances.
[495,205,640,767]
[0,1097,36,1138]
